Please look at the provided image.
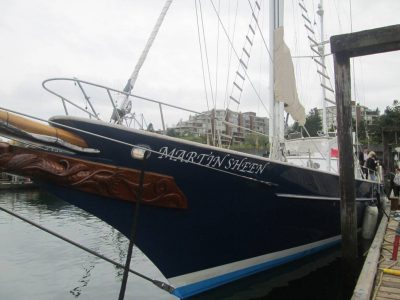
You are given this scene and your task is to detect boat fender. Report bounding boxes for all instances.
[361,205,378,240]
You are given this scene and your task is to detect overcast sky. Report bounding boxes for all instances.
[0,0,399,130]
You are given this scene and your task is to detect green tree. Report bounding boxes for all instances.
[369,100,400,144]
[355,119,368,144]
[304,108,322,136]
[287,108,322,137]
[287,121,301,135]
[166,128,179,137]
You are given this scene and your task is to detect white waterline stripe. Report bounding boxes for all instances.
[168,235,341,288]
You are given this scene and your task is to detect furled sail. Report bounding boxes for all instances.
[274,26,306,126]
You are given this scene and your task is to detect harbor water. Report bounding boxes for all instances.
[0,189,363,299]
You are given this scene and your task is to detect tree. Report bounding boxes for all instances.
[369,100,400,144]
[288,108,322,137]
[166,128,179,137]
[355,118,368,144]
[304,108,322,136]
[147,123,154,132]
[287,121,301,135]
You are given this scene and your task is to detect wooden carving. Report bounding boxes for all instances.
[0,143,187,209]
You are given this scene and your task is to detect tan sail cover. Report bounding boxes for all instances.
[0,109,88,148]
[274,26,306,126]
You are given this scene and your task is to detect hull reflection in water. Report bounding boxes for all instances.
[0,190,175,300]
[1,190,359,300]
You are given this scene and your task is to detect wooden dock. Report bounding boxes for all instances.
[353,202,400,300]
[372,213,400,300]
[0,181,37,190]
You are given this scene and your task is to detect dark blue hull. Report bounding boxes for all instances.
[43,116,375,298]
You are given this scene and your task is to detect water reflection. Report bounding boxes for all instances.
[190,247,341,300]
[0,189,175,300]
[0,189,359,300]
[69,262,96,297]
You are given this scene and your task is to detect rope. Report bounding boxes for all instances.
[119,0,174,112]
[118,153,148,300]
[198,0,216,110]
[301,126,327,161]
[0,205,174,294]
[209,0,271,118]
[222,0,239,109]
[214,0,221,104]
[247,0,273,62]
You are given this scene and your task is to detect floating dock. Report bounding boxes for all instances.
[353,199,400,300]
[0,181,37,190]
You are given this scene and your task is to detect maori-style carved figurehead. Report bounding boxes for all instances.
[0,142,187,209]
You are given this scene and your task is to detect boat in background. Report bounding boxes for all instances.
[0,0,379,298]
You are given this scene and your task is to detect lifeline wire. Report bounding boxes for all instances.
[0,206,174,294]
[0,106,278,187]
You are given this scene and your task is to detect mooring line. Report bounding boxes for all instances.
[118,151,148,300]
[0,205,174,294]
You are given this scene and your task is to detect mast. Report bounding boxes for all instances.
[317,0,332,172]
[269,0,284,160]
[317,0,328,135]
[111,0,173,123]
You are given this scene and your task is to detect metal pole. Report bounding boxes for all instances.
[159,103,166,134]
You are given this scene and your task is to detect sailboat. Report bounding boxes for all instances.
[0,0,378,298]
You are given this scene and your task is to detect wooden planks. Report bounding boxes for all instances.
[352,205,390,299]
[330,24,400,58]
[371,216,400,300]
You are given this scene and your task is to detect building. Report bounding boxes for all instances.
[317,101,380,130]
[171,109,269,145]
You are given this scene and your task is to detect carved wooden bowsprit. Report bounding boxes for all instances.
[0,143,187,209]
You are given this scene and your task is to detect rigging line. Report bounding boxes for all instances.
[224,0,263,141]
[214,0,221,105]
[301,125,328,161]
[194,0,211,112]
[223,0,263,149]
[349,0,353,33]
[209,0,271,118]
[0,206,174,294]
[198,0,217,145]
[223,0,239,109]
[246,0,272,62]
[300,0,336,98]
[198,0,216,110]
[349,0,359,145]
[332,0,343,32]
[292,0,303,104]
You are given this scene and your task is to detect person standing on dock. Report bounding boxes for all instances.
[359,147,369,178]
[366,151,377,180]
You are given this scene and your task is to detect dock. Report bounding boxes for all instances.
[353,199,400,300]
[0,181,37,190]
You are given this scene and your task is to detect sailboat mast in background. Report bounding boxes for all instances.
[317,0,328,135]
